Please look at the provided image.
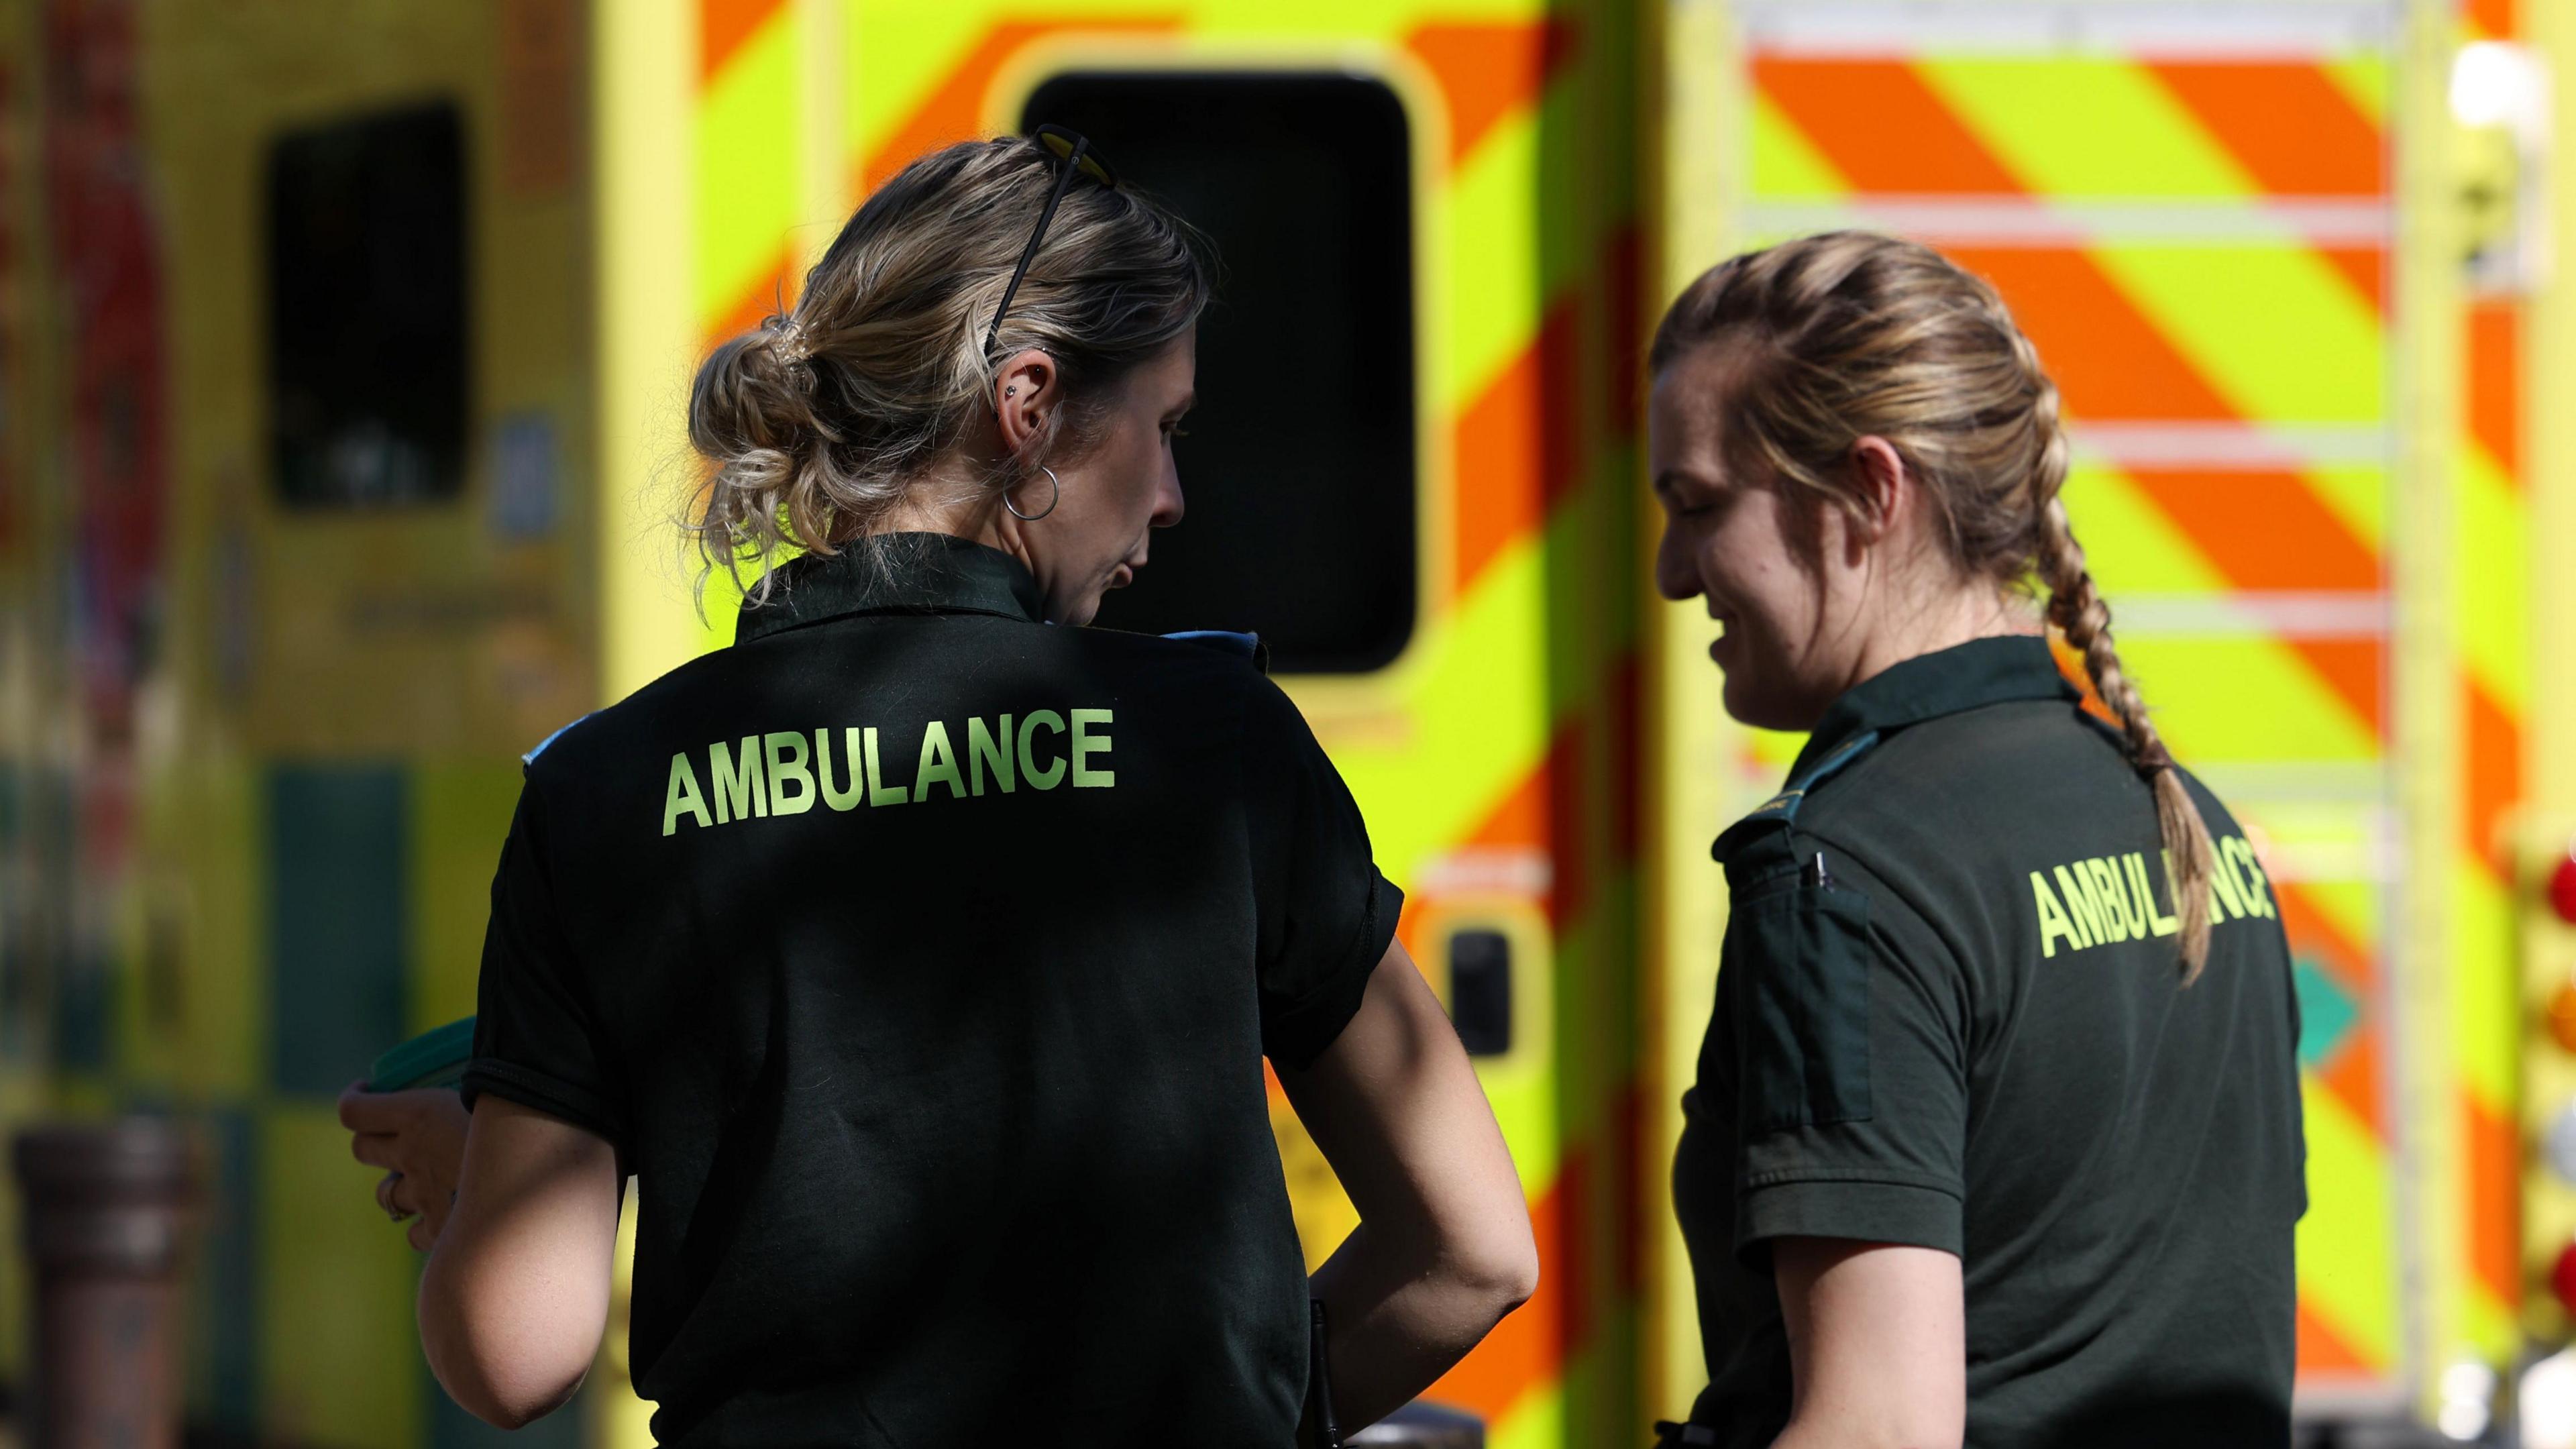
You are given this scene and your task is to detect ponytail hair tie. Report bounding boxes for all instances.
[768,317,814,366]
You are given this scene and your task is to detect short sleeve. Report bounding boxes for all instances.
[1725,841,1967,1264]
[1240,676,1405,1069]
[459,780,628,1147]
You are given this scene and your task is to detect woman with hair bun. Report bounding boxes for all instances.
[340,131,1534,1448]
[1648,233,2302,1449]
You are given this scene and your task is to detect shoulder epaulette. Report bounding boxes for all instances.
[1712,729,1883,861]
[521,712,599,771]
[1161,629,1270,675]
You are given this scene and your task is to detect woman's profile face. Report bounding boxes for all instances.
[1021,331,1195,626]
[1648,345,1854,733]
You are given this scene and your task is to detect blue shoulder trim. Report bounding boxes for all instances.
[1162,630,1269,674]
[521,712,598,769]
[1713,729,1882,860]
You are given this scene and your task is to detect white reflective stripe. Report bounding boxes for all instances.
[1417,847,1554,900]
[1736,1,2398,58]
[2106,591,2388,639]
[2192,761,2392,805]
[2070,422,2393,470]
[1743,200,2391,246]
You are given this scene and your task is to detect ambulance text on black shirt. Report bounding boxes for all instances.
[461,534,1403,1448]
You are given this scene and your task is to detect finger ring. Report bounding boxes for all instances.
[386,1203,410,1224]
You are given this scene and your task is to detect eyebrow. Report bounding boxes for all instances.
[1167,393,1197,417]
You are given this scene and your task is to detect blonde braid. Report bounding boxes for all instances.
[1986,278,2216,982]
[2037,494,2216,981]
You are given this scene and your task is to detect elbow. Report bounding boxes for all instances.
[1456,1221,1540,1318]
[426,1333,588,1430]
[480,1385,588,1433]
[419,1253,591,1430]
[447,1366,586,1433]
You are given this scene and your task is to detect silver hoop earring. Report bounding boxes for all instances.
[1005,465,1061,522]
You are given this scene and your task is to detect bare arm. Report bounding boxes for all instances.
[416,1096,623,1430]
[1277,938,1539,1434]
[1770,1238,1964,1449]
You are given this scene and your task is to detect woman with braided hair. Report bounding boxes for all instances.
[1650,232,2302,1449]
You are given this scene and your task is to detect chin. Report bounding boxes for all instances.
[1719,672,1807,733]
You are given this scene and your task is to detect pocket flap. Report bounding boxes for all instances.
[1726,884,1874,1134]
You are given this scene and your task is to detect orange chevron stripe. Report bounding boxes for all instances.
[2126,472,2377,592]
[861,17,1182,193]
[2277,641,2383,743]
[1945,248,2236,421]
[1753,58,2021,194]
[1464,754,1548,856]
[1403,19,1579,166]
[2115,468,2386,738]
[2277,879,2384,1138]
[2467,682,2521,873]
[2469,0,2521,41]
[2318,248,2387,319]
[701,0,788,85]
[1947,249,2388,737]
[2471,301,2523,482]
[1455,297,1581,594]
[2299,1295,2376,1373]
[1463,712,1593,927]
[2466,1090,2522,1305]
[710,244,796,345]
[2144,63,2385,198]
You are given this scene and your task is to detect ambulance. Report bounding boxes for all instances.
[0,1,2565,1444]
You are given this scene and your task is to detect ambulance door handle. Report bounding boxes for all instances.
[1446,928,1513,1057]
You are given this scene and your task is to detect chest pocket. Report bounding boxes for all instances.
[1724,867,1875,1134]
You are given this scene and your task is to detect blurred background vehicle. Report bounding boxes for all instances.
[0,0,2570,1444]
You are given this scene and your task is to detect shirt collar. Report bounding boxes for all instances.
[1788,634,2080,780]
[735,532,1046,645]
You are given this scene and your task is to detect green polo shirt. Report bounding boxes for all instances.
[1671,636,2305,1448]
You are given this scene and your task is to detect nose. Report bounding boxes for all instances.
[1152,467,1185,529]
[1654,517,1702,602]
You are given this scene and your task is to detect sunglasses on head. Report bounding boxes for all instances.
[983,125,1119,360]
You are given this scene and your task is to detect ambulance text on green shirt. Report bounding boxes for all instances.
[662,708,1116,835]
[2025,835,2277,959]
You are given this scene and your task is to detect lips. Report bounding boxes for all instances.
[1110,564,1135,590]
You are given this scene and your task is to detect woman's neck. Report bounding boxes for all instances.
[853,476,1033,575]
[1835,580,2039,700]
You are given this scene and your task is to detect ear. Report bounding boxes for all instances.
[991,350,1061,457]
[1846,435,1910,541]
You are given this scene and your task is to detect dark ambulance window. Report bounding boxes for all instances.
[1022,72,1416,674]
[266,102,468,508]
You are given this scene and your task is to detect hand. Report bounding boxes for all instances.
[339,1081,471,1252]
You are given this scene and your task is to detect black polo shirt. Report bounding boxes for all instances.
[1671,636,2304,1448]
[460,533,1401,1448]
